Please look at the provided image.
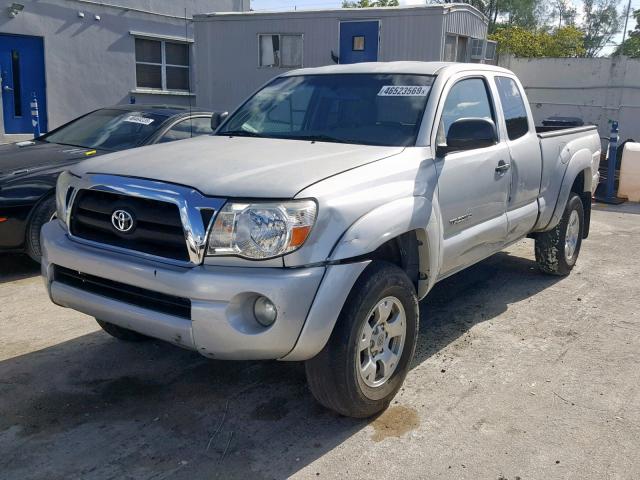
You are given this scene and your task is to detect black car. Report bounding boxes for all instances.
[0,105,216,261]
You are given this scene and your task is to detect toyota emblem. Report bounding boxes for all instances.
[111,209,135,233]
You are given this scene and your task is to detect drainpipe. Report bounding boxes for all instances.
[31,92,41,138]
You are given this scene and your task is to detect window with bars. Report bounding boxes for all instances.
[135,38,190,91]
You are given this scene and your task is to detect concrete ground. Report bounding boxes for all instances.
[1,204,639,480]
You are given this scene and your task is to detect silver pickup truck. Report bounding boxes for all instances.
[42,62,601,418]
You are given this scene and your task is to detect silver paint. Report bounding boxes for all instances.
[42,62,600,362]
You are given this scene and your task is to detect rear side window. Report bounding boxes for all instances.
[495,76,529,140]
[159,117,213,143]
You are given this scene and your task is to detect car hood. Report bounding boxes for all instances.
[70,135,405,198]
[0,141,103,180]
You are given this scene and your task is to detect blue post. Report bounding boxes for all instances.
[605,121,619,201]
[30,92,41,138]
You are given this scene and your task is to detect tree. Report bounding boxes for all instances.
[615,8,640,57]
[490,25,586,57]
[551,0,578,27]
[582,0,623,57]
[342,0,398,7]
[436,0,545,33]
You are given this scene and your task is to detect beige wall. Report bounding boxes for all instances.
[499,55,640,144]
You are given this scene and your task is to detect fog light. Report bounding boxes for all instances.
[253,296,277,327]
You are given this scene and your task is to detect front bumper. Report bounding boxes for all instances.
[42,221,331,360]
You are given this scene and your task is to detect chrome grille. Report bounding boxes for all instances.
[70,190,189,261]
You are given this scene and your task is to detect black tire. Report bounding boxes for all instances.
[535,193,584,276]
[25,196,57,263]
[305,261,419,418]
[96,319,149,342]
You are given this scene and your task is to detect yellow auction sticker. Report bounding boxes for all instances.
[85,150,97,156]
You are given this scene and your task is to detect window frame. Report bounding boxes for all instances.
[470,39,485,60]
[258,33,304,69]
[484,40,497,61]
[433,74,500,151]
[352,35,365,51]
[444,34,471,63]
[134,37,191,92]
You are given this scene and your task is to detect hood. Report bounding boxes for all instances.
[70,135,404,198]
[0,141,103,180]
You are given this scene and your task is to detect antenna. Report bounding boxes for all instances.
[185,7,193,138]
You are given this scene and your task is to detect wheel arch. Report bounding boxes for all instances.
[281,197,443,362]
[544,149,593,234]
[328,195,442,299]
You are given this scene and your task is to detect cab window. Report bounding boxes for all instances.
[438,77,495,144]
[494,76,529,140]
[159,116,213,143]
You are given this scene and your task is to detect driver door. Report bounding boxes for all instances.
[434,76,512,277]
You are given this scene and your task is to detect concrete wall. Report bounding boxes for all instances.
[0,0,246,137]
[499,55,640,144]
[194,5,487,112]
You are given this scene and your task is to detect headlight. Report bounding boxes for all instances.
[206,200,316,259]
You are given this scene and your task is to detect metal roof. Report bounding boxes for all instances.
[280,61,513,77]
[194,3,487,22]
[108,105,212,116]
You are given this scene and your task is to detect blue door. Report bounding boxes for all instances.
[339,21,379,64]
[0,34,47,134]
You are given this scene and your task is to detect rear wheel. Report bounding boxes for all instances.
[25,196,57,263]
[96,319,149,342]
[535,193,584,276]
[305,261,419,418]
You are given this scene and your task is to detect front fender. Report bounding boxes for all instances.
[329,195,443,299]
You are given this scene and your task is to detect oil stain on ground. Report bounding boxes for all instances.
[370,405,420,442]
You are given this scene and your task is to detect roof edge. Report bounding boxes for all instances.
[194,3,485,21]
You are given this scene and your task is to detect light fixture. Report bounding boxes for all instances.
[8,3,24,18]
[253,296,277,327]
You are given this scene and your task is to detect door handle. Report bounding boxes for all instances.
[3,85,14,92]
[495,161,511,173]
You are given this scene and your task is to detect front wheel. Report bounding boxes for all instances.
[535,193,584,276]
[25,196,57,263]
[305,261,419,418]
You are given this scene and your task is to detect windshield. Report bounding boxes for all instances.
[42,109,169,150]
[218,74,435,147]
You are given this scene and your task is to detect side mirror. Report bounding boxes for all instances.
[437,118,497,156]
[210,111,229,131]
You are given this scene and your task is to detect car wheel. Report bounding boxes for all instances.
[96,319,149,342]
[305,261,419,418]
[25,196,57,263]
[535,193,584,276]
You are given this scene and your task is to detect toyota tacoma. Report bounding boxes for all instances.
[41,62,601,418]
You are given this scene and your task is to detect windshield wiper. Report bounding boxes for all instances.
[293,134,350,144]
[221,130,265,138]
[45,141,92,149]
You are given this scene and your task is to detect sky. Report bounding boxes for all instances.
[249,0,639,56]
